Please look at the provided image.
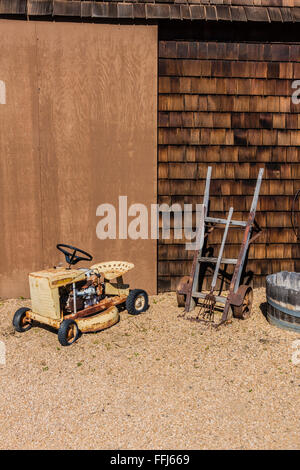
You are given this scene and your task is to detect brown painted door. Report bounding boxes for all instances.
[0,21,157,297]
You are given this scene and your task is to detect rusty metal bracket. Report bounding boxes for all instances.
[227,291,244,307]
[248,220,263,245]
[248,229,263,245]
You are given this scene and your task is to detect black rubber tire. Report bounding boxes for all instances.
[12,307,32,333]
[58,319,79,346]
[126,289,149,315]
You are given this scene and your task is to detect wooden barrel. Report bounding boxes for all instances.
[266,271,300,333]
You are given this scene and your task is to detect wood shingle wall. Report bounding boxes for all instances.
[3,0,300,23]
[158,40,300,292]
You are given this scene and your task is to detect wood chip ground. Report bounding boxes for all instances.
[0,288,299,449]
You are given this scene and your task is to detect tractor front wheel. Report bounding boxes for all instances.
[58,319,79,346]
[126,289,149,315]
[13,308,32,333]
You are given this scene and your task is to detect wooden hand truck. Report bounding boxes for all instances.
[177,167,264,326]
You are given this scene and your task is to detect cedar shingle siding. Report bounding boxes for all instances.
[3,0,300,23]
[158,40,300,292]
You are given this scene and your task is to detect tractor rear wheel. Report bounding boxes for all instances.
[13,308,32,332]
[58,319,79,346]
[126,289,148,315]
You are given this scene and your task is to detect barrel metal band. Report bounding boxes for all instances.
[267,297,300,318]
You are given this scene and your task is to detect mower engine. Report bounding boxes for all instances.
[62,271,105,313]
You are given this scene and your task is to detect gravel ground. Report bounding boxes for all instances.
[0,288,299,450]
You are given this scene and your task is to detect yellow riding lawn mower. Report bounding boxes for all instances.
[12,244,149,346]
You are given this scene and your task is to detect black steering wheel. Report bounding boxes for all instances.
[57,244,93,267]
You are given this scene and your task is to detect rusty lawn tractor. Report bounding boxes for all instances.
[12,244,149,346]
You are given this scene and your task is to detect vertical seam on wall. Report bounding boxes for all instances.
[34,22,44,268]
[156,25,159,295]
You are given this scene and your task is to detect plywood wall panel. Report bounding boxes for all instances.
[37,23,157,294]
[0,21,157,297]
[0,21,43,297]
